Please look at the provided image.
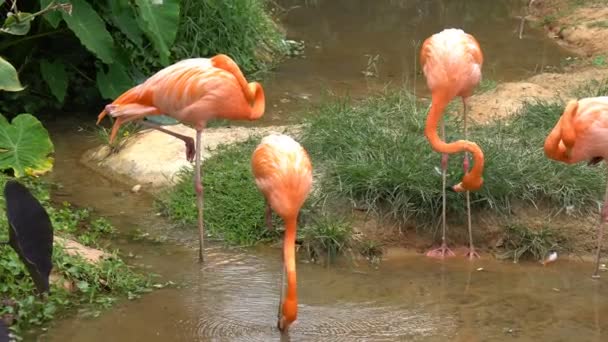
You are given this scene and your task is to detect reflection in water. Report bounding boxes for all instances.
[260,0,570,124]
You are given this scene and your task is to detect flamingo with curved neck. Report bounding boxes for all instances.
[420,28,485,259]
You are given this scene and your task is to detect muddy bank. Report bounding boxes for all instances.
[530,0,608,59]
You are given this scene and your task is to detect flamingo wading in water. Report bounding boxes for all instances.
[420,28,485,259]
[544,97,608,278]
[96,54,266,262]
[251,134,313,332]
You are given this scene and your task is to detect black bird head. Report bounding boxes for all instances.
[3,180,54,295]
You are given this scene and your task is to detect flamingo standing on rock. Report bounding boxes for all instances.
[544,97,608,278]
[96,54,266,262]
[251,134,313,332]
[420,28,485,259]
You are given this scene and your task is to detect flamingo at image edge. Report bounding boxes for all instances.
[544,96,608,278]
[420,28,485,259]
[251,134,313,332]
[96,54,265,262]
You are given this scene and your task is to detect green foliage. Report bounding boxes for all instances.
[134,0,180,66]
[497,223,566,263]
[172,0,287,76]
[300,90,605,228]
[0,113,54,177]
[60,0,115,64]
[157,138,279,246]
[0,0,286,116]
[0,175,152,338]
[40,59,68,103]
[0,56,24,91]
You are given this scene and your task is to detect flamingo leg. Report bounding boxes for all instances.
[592,173,608,278]
[462,99,479,259]
[426,117,455,258]
[265,200,274,231]
[193,130,205,263]
[277,247,286,325]
[140,121,196,162]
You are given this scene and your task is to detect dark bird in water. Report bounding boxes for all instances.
[1,180,54,341]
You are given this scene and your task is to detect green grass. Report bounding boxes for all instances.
[0,175,153,338]
[300,214,352,265]
[300,90,606,229]
[586,20,608,29]
[156,138,281,246]
[172,0,288,77]
[497,223,567,263]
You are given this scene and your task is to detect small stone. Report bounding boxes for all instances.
[131,184,142,193]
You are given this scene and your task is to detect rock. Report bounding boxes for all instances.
[54,236,108,264]
[131,184,142,193]
[81,124,303,192]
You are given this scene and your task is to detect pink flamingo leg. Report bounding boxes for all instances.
[592,177,608,278]
[427,118,455,259]
[140,121,196,162]
[461,98,480,259]
[193,130,205,262]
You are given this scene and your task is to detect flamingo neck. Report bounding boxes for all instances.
[248,82,265,120]
[424,90,485,191]
[281,214,298,330]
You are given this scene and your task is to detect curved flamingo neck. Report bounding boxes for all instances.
[424,90,485,191]
[248,82,265,120]
[211,54,265,119]
[280,214,298,330]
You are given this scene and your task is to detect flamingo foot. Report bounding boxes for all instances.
[464,247,480,260]
[184,137,195,162]
[426,243,456,259]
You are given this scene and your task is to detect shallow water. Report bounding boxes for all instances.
[260,0,571,124]
[35,118,608,342]
[29,1,599,341]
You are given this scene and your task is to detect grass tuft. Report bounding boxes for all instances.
[299,214,352,264]
[497,223,566,263]
[300,90,605,229]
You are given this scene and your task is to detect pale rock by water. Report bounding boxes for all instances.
[81,124,300,192]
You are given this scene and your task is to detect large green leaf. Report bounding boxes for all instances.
[0,57,24,92]
[134,0,180,65]
[0,113,54,177]
[1,12,34,35]
[61,0,115,64]
[108,0,143,46]
[40,0,62,28]
[96,62,133,100]
[40,59,68,103]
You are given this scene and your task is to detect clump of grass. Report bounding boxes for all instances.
[497,223,566,263]
[572,78,608,98]
[95,121,141,153]
[300,214,352,264]
[300,90,605,229]
[173,0,287,77]
[0,175,152,338]
[156,137,280,246]
[356,239,385,264]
